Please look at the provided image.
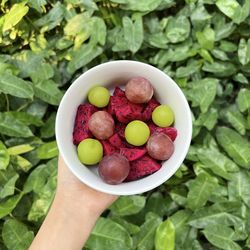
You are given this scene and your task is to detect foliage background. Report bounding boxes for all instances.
[0,0,250,249]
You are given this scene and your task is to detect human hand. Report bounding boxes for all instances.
[29,156,118,250]
[56,155,118,216]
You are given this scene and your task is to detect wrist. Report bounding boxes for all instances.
[53,190,103,219]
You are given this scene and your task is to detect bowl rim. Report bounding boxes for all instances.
[56,60,192,195]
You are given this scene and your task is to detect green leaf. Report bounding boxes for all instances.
[0,73,34,99]
[202,61,237,77]
[134,213,162,250]
[228,171,250,207]
[64,13,91,36]
[220,105,248,135]
[28,0,46,13]
[0,141,10,170]
[123,16,143,53]
[34,2,65,31]
[2,219,34,250]
[195,108,218,130]
[155,219,175,250]
[165,16,190,43]
[0,173,19,199]
[12,155,32,172]
[67,44,103,74]
[216,127,250,168]
[34,80,63,106]
[5,111,43,127]
[202,224,241,250]
[7,144,34,155]
[188,203,243,228]
[23,164,49,193]
[187,173,218,210]
[110,195,146,216]
[2,2,29,31]
[232,0,250,24]
[85,217,133,250]
[36,141,58,159]
[169,210,192,248]
[144,192,169,217]
[185,78,218,113]
[111,0,162,12]
[236,88,250,112]
[0,112,33,138]
[238,38,250,65]
[176,60,202,78]
[40,112,56,138]
[216,0,239,19]
[196,27,215,50]
[111,217,140,235]
[0,194,23,219]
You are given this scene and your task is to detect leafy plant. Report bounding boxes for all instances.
[0,0,250,249]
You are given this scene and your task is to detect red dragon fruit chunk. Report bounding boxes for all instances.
[125,155,162,181]
[113,87,125,97]
[120,148,147,161]
[141,97,160,121]
[115,123,126,138]
[73,104,97,145]
[148,122,177,141]
[108,133,124,148]
[101,140,118,156]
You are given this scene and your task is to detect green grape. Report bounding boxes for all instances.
[77,138,103,165]
[152,105,174,127]
[125,120,150,146]
[88,86,110,108]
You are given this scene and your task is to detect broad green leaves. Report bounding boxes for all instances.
[36,141,58,159]
[67,44,103,74]
[216,127,250,168]
[0,73,33,99]
[0,194,23,219]
[34,80,63,106]
[187,173,218,210]
[238,39,250,65]
[228,171,250,207]
[165,16,190,43]
[236,88,250,112]
[0,1,250,250]
[0,113,33,138]
[2,219,34,250]
[123,16,143,53]
[85,218,133,250]
[185,78,218,113]
[203,224,241,250]
[133,213,162,250]
[0,141,10,170]
[110,195,146,216]
[2,2,29,32]
[155,219,175,250]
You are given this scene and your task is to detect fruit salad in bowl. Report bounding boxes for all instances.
[56,60,192,195]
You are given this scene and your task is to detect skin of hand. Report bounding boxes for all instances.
[29,155,118,250]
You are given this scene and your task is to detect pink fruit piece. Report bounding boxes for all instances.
[120,148,147,161]
[142,97,160,121]
[157,127,177,141]
[73,104,97,145]
[115,102,144,123]
[108,133,124,148]
[101,140,118,156]
[115,123,126,138]
[125,155,161,181]
[148,122,177,141]
[113,87,126,97]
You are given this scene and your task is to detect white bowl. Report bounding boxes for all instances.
[56,60,192,195]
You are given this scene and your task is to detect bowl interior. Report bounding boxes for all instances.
[56,61,192,195]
